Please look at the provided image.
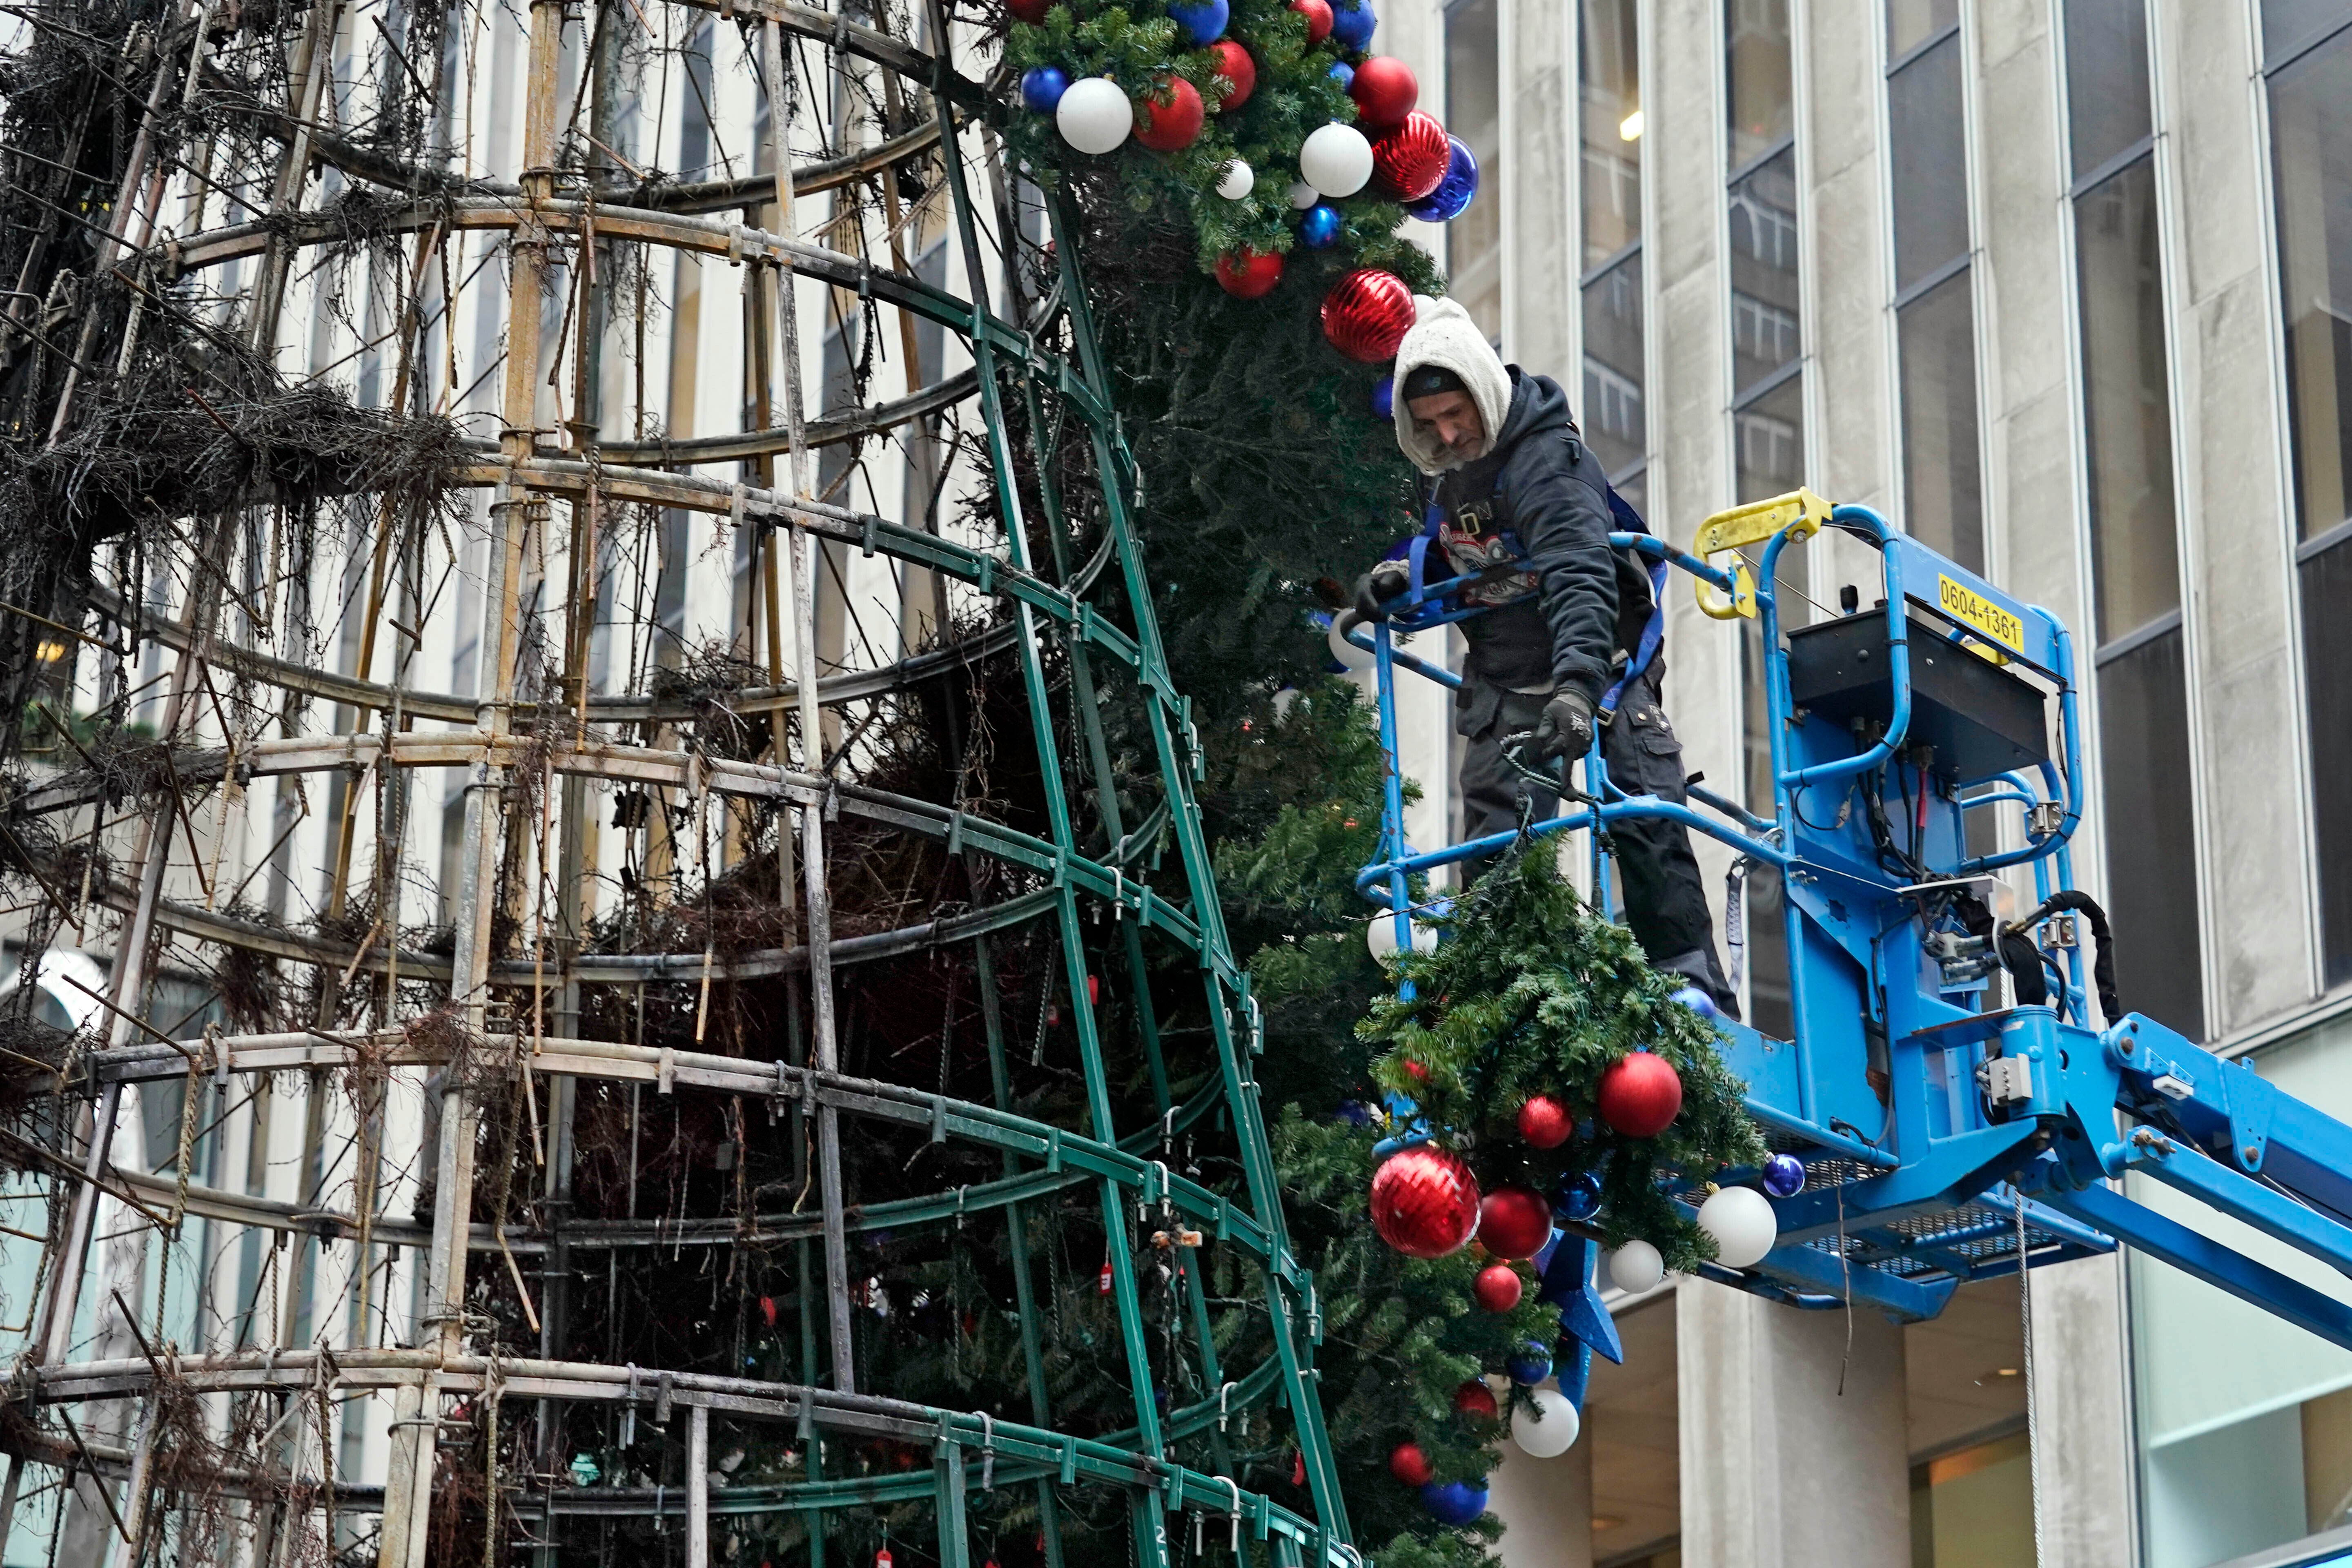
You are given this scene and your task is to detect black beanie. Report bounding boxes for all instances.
[1400,364,1467,401]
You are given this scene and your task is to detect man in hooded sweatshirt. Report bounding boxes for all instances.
[1354,297,1739,1016]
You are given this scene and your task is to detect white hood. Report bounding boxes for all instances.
[1392,295,1512,476]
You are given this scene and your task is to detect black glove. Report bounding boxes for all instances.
[1534,686,1596,760]
[1352,559,1412,621]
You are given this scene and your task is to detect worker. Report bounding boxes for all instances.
[1352,296,1738,1017]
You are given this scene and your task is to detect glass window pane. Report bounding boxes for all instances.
[1735,372,1806,503]
[1728,0,1794,169]
[1889,33,1970,290]
[1730,149,1802,395]
[1447,0,1503,339]
[2063,0,2153,177]
[2303,535,2352,987]
[2097,626,2205,1039]
[1897,271,1984,572]
[1581,0,1642,270]
[2076,156,2180,641]
[1582,251,1646,479]
[2264,0,2352,62]
[1887,0,1958,58]
[2270,30,2352,541]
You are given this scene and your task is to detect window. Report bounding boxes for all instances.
[2063,0,2203,1038]
[1581,0,1645,509]
[1729,0,1803,1037]
[1446,0,1502,338]
[2267,1,2352,984]
[1888,4,1982,569]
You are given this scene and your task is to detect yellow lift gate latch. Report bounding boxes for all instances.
[1690,487,1832,620]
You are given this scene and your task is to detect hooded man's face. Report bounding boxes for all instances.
[1406,389,1487,464]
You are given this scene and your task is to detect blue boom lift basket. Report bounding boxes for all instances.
[1345,490,2352,1363]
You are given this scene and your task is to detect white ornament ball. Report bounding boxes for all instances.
[1511,1388,1581,1458]
[1298,122,1374,198]
[1287,180,1321,210]
[1056,77,1134,155]
[1325,617,1374,672]
[1698,1185,1779,1270]
[1607,1239,1665,1294]
[1366,911,1439,962]
[1217,159,1255,200]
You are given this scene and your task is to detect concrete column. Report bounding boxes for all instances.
[1505,0,1576,376]
[1677,1280,1912,1568]
[2156,0,2316,1030]
[1489,1421,1594,1568]
[1799,0,1894,519]
[2026,1253,2138,1568]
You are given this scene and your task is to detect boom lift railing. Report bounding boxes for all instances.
[1341,489,2352,1358]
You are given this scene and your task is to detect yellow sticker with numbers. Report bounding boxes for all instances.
[1937,575,2025,653]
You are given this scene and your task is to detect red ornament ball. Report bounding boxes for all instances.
[1215,249,1283,298]
[1472,1262,1524,1313]
[1349,56,1419,129]
[1321,268,1416,362]
[1207,40,1256,110]
[1292,0,1334,45]
[1134,76,1205,151]
[1452,1379,1499,1421]
[1369,1144,1481,1259]
[1517,1093,1573,1149]
[1389,1441,1435,1486]
[1371,111,1452,201]
[1007,0,1054,21]
[1597,1050,1684,1138]
[1477,1182,1554,1260]
[1401,1057,1429,1082]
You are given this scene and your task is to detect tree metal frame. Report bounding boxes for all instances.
[0,2,1352,1564]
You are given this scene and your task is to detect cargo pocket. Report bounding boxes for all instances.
[1622,703,1688,798]
[1455,680,1503,739]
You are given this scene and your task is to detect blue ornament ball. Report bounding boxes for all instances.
[1167,0,1229,45]
[1762,1151,1807,1199]
[1506,1343,1553,1385]
[1669,984,1719,1019]
[1300,203,1344,249]
[1557,1169,1604,1221]
[1331,0,1377,49]
[1403,135,1480,223]
[1020,66,1069,114]
[1328,60,1355,91]
[1371,375,1394,421]
[1336,1100,1375,1127]
[1420,1480,1489,1526]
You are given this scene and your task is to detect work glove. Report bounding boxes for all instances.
[1352,559,1412,622]
[1534,686,1596,761]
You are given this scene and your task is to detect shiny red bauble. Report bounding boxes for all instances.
[1452,1379,1499,1421]
[1371,111,1452,201]
[1207,40,1256,110]
[1215,249,1283,298]
[1007,0,1054,21]
[1321,268,1415,362]
[1472,1262,1524,1313]
[1597,1050,1684,1138]
[1349,56,1419,128]
[1517,1093,1573,1149]
[1134,76,1205,151]
[1477,1182,1554,1260]
[1291,0,1334,45]
[1389,1441,1434,1486]
[1369,1144,1481,1258]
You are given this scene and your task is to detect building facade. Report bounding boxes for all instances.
[1361,0,2352,1564]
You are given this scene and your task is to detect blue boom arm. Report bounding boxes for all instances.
[1352,490,2352,1352]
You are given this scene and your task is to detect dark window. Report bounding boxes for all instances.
[2303,533,2352,985]
[2269,27,2352,541]
[1889,31,1970,291]
[1730,149,1802,396]
[1896,272,1984,570]
[1735,372,1806,503]
[2264,0,2352,60]
[1581,0,1642,270]
[2095,625,2205,1036]
[1887,0,1958,54]
[1447,0,1503,337]
[2063,0,2152,174]
[1728,0,1794,170]
[1583,251,1646,483]
[2076,156,2178,641]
